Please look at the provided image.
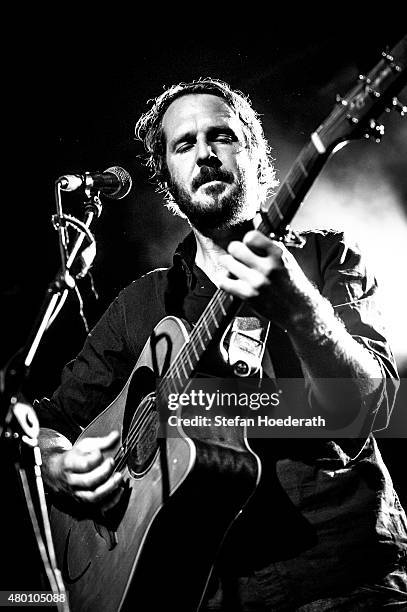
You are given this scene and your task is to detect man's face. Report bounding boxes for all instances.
[162,93,259,235]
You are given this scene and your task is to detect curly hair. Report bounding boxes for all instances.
[135,77,278,205]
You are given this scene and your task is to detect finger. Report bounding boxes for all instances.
[243,230,284,257]
[220,254,267,290]
[64,431,120,473]
[76,471,123,504]
[67,456,116,490]
[63,447,104,473]
[218,275,260,299]
[227,241,270,274]
[75,430,120,454]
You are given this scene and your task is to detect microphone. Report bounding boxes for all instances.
[57,166,132,200]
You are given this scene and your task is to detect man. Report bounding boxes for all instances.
[37,78,407,610]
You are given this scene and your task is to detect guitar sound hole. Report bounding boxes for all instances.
[127,399,159,476]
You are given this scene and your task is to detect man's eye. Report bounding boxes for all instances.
[176,143,194,153]
[214,134,233,143]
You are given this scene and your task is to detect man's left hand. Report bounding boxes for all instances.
[218,230,314,329]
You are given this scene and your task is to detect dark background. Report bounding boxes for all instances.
[1,25,406,590]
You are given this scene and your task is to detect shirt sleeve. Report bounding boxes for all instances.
[314,230,399,432]
[34,291,136,443]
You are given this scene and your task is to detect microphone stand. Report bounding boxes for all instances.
[0,182,103,611]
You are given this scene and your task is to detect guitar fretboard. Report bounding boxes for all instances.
[159,289,238,398]
[258,141,327,235]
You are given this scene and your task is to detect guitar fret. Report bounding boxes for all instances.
[172,363,180,380]
[190,340,199,360]
[196,328,206,350]
[217,295,227,315]
[167,378,178,395]
[185,351,194,370]
[209,305,219,328]
[203,317,211,341]
[286,182,295,199]
[173,363,187,386]
[179,359,188,378]
[299,159,308,176]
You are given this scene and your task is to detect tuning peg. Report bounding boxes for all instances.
[336,94,347,106]
[367,86,381,98]
[382,51,403,73]
[381,51,394,63]
[391,97,407,116]
[365,119,385,143]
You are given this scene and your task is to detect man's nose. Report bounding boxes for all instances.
[196,142,221,168]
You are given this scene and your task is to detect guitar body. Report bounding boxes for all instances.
[50,316,261,612]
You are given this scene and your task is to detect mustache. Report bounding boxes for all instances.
[192,167,234,190]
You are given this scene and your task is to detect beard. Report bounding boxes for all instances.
[167,166,249,236]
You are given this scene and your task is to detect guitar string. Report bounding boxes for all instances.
[112,293,225,469]
[112,291,231,471]
[113,396,156,471]
[263,142,322,230]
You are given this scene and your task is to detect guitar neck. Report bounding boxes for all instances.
[163,289,240,393]
[258,140,329,236]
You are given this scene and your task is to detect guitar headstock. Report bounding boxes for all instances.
[259,35,407,243]
[315,35,407,153]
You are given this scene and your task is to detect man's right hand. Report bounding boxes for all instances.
[42,430,123,510]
